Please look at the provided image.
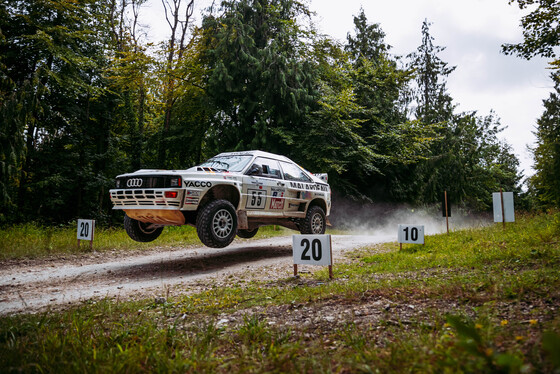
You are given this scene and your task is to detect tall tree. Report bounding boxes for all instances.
[343,9,427,200]
[201,0,317,154]
[504,0,560,207]
[529,73,560,207]
[408,20,455,125]
[157,0,195,166]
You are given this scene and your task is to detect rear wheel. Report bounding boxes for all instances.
[124,214,163,242]
[196,200,238,248]
[237,228,259,239]
[299,205,326,235]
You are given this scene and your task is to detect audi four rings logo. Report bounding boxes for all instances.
[126,178,143,187]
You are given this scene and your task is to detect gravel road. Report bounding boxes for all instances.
[0,234,393,316]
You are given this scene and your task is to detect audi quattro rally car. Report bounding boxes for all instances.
[109,150,331,248]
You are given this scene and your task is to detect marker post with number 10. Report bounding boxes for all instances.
[398,224,424,250]
[292,234,333,279]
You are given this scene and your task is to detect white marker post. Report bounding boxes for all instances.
[492,190,515,228]
[292,234,333,279]
[77,219,95,250]
[398,224,425,250]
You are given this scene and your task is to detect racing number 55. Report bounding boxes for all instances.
[246,189,266,209]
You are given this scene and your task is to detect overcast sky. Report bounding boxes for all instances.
[141,0,553,179]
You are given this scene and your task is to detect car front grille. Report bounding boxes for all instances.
[110,189,182,208]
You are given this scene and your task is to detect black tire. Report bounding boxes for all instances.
[196,200,238,248]
[299,205,326,235]
[237,228,259,239]
[124,214,163,242]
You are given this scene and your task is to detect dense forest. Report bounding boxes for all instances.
[0,0,557,226]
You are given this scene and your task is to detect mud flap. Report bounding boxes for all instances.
[237,210,249,229]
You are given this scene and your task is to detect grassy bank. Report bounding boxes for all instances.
[0,223,290,260]
[1,212,560,372]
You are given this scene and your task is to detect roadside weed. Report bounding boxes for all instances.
[1,212,559,372]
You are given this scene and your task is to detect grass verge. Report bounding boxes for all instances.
[0,223,291,260]
[1,212,560,372]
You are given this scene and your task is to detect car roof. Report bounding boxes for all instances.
[213,150,293,163]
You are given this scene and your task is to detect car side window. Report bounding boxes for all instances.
[279,161,311,182]
[246,157,282,179]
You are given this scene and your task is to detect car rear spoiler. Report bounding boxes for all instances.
[313,173,328,183]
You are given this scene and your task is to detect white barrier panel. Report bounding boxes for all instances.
[493,192,515,223]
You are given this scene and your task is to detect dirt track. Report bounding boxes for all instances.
[0,234,392,316]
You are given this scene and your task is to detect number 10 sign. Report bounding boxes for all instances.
[398,225,424,245]
[292,234,333,278]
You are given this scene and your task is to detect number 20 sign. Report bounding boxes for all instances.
[77,219,95,241]
[292,235,332,266]
[398,225,424,244]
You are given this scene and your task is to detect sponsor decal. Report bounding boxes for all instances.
[185,197,199,205]
[271,187,285,197]
[288,182,328,192]
[186,190,201,197]
[270,198,284,210]
[185,180,212,188]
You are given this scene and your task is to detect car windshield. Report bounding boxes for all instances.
[198,155,253,172]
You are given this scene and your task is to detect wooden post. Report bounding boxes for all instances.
[444,190,449,234]
[293,264,298,277]
[500,188,506,229]
[328,235,333,279]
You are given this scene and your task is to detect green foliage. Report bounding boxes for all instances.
[502,0,560,64]
[529,73,560,208]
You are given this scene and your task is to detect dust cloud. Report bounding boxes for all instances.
[329,197,492,237]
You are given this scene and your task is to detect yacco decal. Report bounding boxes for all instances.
[185,181,212,188]
[270,198,284,210]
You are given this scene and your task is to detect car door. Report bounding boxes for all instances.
[278,160,313,216]
[242,157,284,216]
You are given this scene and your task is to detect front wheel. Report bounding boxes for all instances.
[124,214,163,242]
[299,205,326,235]
[196,200,238,248]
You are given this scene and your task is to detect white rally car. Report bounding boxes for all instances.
[109,151,331,248]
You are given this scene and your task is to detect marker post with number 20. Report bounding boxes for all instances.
[77,219,95,250]
[292,234,333,279]
[398,224,425,250]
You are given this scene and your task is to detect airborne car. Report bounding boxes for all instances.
[109,151,331,248]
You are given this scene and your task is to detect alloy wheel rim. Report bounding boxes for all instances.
[213,209,234,238]
[311,213,324,233]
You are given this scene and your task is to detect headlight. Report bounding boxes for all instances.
[115,179,121,188]
[170,177,182,187]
